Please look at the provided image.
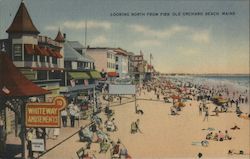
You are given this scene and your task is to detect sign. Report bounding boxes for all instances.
[31,139,45,152]
[26,96,67,128]
[109,84,136,95]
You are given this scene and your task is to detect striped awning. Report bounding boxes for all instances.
[89,70,101,79]
[69,72,90,80]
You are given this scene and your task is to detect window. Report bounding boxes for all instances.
[34,55,38,62]
[116,57,118,62]
[52,57,57,64]
[37,70,47,80]
[46,56,50,63]
[40,56,45,62]
[116,65,118,70]
[24,53,33,61]
[107,53,110,58]
[13,44,22,61]
[65,61,71,69]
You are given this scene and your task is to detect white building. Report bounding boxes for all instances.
[114,48,129,78]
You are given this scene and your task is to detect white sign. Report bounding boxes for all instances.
[109,84,136,95]
[31,139,45,152]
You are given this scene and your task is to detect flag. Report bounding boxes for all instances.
[70,80,75,87]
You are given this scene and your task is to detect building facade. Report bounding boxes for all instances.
[86,47,117,79]
[114,48,129,78]
[2,1,63,102]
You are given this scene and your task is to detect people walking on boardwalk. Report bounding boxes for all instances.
[61,108,68,127]
[69,102,79,127]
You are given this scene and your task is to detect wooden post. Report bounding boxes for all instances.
[135,94,137,113]
[20,102,26,159]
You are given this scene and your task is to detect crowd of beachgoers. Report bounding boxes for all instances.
[70,75,249,158]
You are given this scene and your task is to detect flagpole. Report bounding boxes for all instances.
[150,53,152,73]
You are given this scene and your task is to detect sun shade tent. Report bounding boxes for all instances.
[0,53,50,97]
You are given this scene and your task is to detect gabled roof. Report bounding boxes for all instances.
[68,41,84,49]
[64,41,88,62]
[6,1,40,34]
[55,30,65,42]
[0,53,49,97]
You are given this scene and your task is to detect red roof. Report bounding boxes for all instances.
[55,30,65,43]
[6,1,39,34]
[0,53,50,97]
[107,72,118,77]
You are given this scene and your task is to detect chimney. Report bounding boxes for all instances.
[63,33,66,39]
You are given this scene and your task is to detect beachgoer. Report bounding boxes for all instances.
[61,108,68,127]
[203,107,209,122]
[26,129,35,158]
[199,103,202,116]
[206,132,213,140]
[224,130,232,140]
[218,131,224,141]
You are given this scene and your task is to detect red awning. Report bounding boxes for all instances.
[40,47,50,56]
[34,45,44,56]
[107,72,118,77]
[24,44,34,55]
[54,50,63,58]
[46,48,56,57]
[0,53,50,97]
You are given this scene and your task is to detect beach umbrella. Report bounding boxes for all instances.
[171,95,181,100]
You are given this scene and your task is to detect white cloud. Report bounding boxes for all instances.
[45,20,112,31]
[44,26,58,31]
[191,30,211,44]
[91,35,108,45]
[129,24,189,39]
[63,20,111,30]
[136,39,162,47]
[177,47,200,56]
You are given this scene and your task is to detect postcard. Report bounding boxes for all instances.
[0,0,249,159]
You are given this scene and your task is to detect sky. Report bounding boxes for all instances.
[0,0,249,74]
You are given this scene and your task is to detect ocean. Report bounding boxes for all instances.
[165,75,249,93]
[194,75,249,91]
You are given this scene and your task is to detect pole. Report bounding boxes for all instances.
[93,87,96,114]
[150,53,151,73]
[85,20,87,49]
[135,94,137,113]
[20,101,26,159]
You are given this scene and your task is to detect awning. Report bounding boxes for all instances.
[34,45,45,56]
[24,44,34,55]
[89,70,101,79]
[46,48,55,57]
[40,47,50,56]
[108,72,118,77]
[54,50,63,58]
[69,72,90,80]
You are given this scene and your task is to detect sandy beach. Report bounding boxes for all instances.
[38,84,250,159]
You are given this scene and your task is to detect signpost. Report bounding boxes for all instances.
[31,139,45,152]
[26,96,67,128]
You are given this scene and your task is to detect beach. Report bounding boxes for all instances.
[37,75,250,159]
